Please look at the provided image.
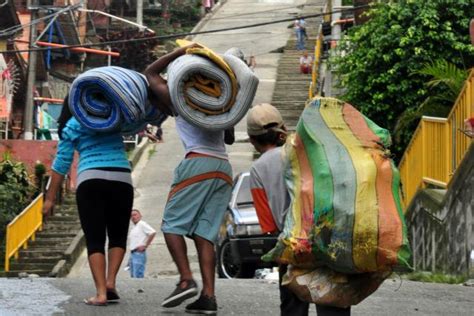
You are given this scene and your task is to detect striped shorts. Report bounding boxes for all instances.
[161,156,233,243]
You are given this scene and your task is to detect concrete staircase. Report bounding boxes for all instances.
[5,194,84,277]
[271,1,324,130]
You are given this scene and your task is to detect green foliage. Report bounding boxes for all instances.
[404,271,468,284]
[148,147,157,159]
[0,153,36,268]
[394,60,469,139]
[332,0,474,159]
[34,162,47,192]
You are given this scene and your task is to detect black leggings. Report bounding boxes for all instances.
[76,179,133,256]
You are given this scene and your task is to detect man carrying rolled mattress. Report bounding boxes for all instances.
[145,44,234,315]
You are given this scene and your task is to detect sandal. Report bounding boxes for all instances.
[84,297,107,306]
[107,289,120,301]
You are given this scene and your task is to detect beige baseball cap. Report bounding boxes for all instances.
[247,103,286,136]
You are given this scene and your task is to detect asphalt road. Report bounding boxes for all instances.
[0,277,473,315]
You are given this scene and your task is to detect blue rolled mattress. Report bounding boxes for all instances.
[69,66,166,134]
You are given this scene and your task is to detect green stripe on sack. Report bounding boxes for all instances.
[363,116,392,148]
[391,160,412,269]
[297,120,332,255]
[302,99,356,273]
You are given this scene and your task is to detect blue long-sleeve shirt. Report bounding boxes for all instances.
[52,117,131,175]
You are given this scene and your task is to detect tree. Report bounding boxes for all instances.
[332,0,474,158]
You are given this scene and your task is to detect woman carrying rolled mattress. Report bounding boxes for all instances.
[42,59,175,306]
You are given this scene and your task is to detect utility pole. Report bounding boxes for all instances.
[23,0,38,140]
[137,0,143,26]
[323,0,342,97]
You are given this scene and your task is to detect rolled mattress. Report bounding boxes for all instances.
[167,53,259,130]
[69,66,166,134]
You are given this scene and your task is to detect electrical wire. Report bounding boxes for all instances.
[0,4,370,55]
[0,4,82,37]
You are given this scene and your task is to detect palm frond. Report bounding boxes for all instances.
[415,59,468,96]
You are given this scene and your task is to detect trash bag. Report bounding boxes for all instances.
[283,266,390,308]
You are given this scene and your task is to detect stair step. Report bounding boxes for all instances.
[9,262,55,271]
[5,270,52,277]
[46,216,80,222]
[14,257,62,264]
[36,232,78,238]
[19,250,65,258]
[31,238,73,246]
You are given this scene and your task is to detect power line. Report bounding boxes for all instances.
[0,5,369,55]
[0,4,82,37]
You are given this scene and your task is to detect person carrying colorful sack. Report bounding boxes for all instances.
[247,103,351,316]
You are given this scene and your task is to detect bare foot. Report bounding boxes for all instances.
[84,296,107,306]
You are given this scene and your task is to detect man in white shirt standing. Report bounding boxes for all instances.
[299,50,313,74]
[129,209,156,278]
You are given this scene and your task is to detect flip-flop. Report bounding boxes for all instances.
[107,289,120,301]
[84,298,108,306]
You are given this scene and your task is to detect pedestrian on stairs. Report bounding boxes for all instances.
[43,95,133,306]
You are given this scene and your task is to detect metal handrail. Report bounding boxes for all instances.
[309,26,324,99]
[399,70,474,207]
[4,194,43,272]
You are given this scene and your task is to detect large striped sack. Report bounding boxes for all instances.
[69,66,166,134]
[167,40,259,130]
[263,97,411,273]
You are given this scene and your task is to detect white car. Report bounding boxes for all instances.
[216,172,278,278]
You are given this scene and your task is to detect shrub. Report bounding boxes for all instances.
[0,153,36,269]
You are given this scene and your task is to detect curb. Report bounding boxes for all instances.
[129,137,150,169]
[50,229,85,277]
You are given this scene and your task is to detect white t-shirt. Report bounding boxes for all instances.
[175,116,228,160]
[129,220,156,251]
[300,55,312,66]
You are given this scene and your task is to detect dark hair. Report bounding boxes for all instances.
[249,128,285,147]
[57,95,72,140]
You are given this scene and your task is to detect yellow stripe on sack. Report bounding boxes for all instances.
[319,99,379,272]
[176,39,237,114]
[288,136,303,252]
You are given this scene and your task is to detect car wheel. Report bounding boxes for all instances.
[217,239,241,279]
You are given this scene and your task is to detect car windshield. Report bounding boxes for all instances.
[236,174,253,206]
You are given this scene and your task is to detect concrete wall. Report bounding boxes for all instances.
[407,144,473,275]
[0,140,77,188]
